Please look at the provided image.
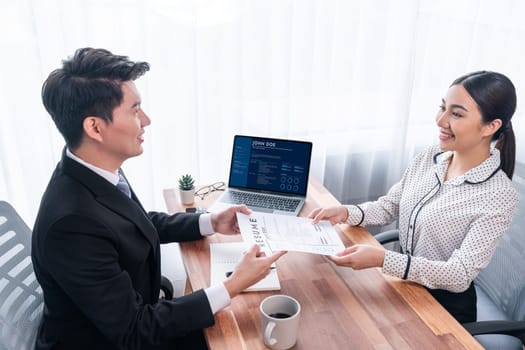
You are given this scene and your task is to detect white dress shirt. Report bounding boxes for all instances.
[344,145,517,292]
[66,149,231,313]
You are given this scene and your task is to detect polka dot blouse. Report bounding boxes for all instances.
[345,145,517,292]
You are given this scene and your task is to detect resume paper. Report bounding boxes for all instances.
[236,212,345,255]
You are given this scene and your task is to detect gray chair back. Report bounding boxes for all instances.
[473,162,525,348]
[0,201,43,350]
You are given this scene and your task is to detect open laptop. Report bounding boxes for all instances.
[208,135,313,216]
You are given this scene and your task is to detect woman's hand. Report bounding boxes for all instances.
[223,244,287,298]
[308,206,348,225]
[327,244,385,270]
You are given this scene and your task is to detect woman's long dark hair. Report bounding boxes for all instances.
[452,71,517,179]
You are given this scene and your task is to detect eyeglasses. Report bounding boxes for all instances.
[195,182,226,200]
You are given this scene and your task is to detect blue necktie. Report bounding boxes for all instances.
[117,171,131,198]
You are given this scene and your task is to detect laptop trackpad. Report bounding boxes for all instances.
[248,206,273,213]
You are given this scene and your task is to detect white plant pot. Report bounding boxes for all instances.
[179,188,195,205]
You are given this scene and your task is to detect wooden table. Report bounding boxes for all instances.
[163,179,483,349]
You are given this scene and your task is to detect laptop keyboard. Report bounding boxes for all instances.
[228,191,301,212]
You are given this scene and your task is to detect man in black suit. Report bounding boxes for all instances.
[31,48,285,350]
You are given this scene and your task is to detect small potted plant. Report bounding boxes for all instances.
[178,174,195,205]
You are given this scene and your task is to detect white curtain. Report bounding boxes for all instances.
[1,0,525,227]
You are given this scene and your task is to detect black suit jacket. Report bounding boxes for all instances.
[31,151,215,349]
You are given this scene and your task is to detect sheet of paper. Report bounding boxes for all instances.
[209,242,280,292]
[236,212,345,255]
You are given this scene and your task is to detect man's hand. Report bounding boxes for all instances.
[223,245,286,298]
[211,205,252,234]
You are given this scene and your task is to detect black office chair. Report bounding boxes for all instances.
[374,162,525,350]
[462,161,525,349]
[160,276,174,300]
[0,201,43,350]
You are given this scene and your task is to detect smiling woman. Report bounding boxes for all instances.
[439,72,517,180]
[1,1,525,228]
[309,70,518,324]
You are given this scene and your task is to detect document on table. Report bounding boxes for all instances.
[236,212,346,255]
[209,242,280,292]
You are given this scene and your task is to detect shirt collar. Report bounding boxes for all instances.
[433,147,502,185]
[66,148,120,186]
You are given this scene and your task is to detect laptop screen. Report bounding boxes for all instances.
[228,135,313,196]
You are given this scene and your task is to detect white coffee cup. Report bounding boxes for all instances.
[260,295,301,350]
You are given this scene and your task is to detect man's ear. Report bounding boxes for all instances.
[83,116,105,142]
[483,118,503,138]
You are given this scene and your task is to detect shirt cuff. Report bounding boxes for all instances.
[204,283,231,314]
[344,205,365,226]
[382,250,411,280]
[199,213,214,236]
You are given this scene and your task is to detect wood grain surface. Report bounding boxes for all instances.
[163,179,483,349]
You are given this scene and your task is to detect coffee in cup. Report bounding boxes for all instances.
[260,294,301,350]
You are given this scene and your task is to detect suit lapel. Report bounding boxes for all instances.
[59,150,158,252]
